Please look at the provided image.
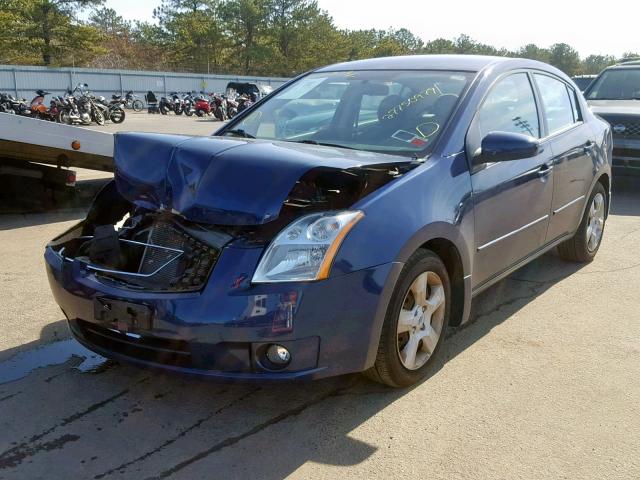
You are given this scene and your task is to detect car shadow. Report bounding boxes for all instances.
[611,178,640,216]
[0,176,108,229]
[0,250,586,478]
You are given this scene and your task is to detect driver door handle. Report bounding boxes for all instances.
[538,162,553,177]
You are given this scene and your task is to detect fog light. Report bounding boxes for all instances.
[266,344,291,366]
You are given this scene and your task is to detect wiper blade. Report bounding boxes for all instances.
[292,139,356,150]
[224,129,255,139]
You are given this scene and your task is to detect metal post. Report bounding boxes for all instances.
[119,73,124,95]
[69,69,73,91]
[163,75,168,97]
[12,68,18,97]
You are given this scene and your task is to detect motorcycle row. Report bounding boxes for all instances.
[154,91,254,120]
[0,84,255,126]
[0,84,145,125]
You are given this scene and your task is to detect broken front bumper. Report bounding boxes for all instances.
[45,242,401,381]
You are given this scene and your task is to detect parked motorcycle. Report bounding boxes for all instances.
[225,95,238,119]
[159,95,175,115]
[119,90,144,111]
[29,89,49,118]
[107,98,126,123]
[194,95,212,117]
[182,93,196,117]
[57,94,87,125]
[0,93,30,116]
[210,93,228,121]
[171,92,184,115]
[237,94,253,114]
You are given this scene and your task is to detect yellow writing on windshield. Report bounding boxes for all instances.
[382,84,444,120]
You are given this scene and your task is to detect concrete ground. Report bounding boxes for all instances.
[0,113,638,479]
[87,110,225,136]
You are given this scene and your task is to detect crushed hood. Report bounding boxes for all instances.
[113,133,413,225]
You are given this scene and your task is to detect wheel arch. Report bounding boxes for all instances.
[596,172,611,218]
[418,238,466,327]
[394,223,473,328]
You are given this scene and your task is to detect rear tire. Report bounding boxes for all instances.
[365,249,451,388]
[558,182,607,263]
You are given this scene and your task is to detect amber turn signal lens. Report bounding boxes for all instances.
[71,140,81,150]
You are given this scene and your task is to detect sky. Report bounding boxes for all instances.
[101,0,639,58]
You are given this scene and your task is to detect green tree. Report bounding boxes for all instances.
[154,0,226,73]
[421,38,456,54]
[583,54,617,74]
[517,43,550,63]
[620,51,640,61]
[548,43,581,76]
[219,0,272,74]
[0,0,105,65]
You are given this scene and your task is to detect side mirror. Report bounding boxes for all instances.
[474,131,540,164]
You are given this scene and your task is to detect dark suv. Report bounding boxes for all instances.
[585,59,640,176]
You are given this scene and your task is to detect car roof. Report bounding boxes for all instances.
[315,54,547,73]
[607,64,640,70]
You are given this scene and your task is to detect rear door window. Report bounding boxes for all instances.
[534,74,576,135]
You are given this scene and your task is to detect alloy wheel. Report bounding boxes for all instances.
[587,192,605,252]
[396,271,446,370]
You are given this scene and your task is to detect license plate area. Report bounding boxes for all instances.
[94,297,152,331]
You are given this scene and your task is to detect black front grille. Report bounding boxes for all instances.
[613,147,640,159]
[614,122,640,137]
[601,116,640,138]
[74,319,192,367]
[95,220,220,292]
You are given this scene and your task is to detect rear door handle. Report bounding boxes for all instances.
[584,141,595,153]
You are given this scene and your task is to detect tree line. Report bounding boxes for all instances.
[1,0,638,78]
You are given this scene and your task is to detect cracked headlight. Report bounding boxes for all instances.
[252,211,364,283]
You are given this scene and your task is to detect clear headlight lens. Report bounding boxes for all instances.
[252,211,364,283]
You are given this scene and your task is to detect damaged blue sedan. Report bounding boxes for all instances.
[45,55,611,387]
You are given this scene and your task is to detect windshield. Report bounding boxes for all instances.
[225,70,474,157]
[586,68,640,100]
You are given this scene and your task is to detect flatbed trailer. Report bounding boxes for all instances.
[0,114,114,188]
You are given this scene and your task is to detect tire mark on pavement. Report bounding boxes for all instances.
[0,392,20,404]
[0,377,148,470]
[0,434,80,469]
[145,381,358,480]
[93,387,260,479]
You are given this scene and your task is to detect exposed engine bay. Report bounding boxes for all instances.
[48,134,418,292]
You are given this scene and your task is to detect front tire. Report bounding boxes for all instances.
[58,110,71,124]
[365,249,451,387]
[132,99,144,112]
[558,182,607,263]
[93,110,105,126]
[110,108,125,124]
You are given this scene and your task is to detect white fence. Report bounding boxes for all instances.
[0,65,289,103]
